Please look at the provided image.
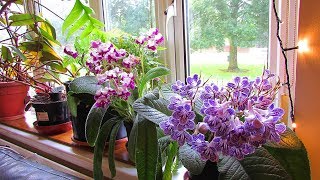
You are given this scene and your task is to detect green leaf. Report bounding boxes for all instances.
[39,42,63,62]
[1,46,13,62]
[159,84,177,100]
[62,0,103,39]
[93,118,118,180]
[66,13,89,39]
[218,147,291,180]
[80,24,94,39]
[156,148,163,180]
[136,116,159,180]
[128,115,139,162]
[67,91,79,117]
[85,106,107,146]
[10,46,26,60]
[264,128,310,180]
[133,89,171,125]
[39,27,60,46]
[163,142,178,180]
[62,0,83,33]
[9,14,45,26]
[49,61,67,73]
[265,127,302,149]
[108,121,122,178]
[156,46,167,51]
[138,66,170,97]
[69,76,101,95]
[179,144,206,175]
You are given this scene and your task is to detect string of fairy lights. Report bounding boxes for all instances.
[272,0,298,131]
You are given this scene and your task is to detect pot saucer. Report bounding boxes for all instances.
[33,121,72,135]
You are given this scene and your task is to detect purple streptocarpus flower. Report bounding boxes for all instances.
[159,119,175,135]
[171,130,192,146]
[161,71,286,162]
[171,104,195,131]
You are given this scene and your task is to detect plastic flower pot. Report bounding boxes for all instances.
[70,100,127,143]
[0,81,29,121]
[32,93,70,126]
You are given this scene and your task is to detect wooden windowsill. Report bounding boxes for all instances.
[0,111,137,179]
[0,111,186,179]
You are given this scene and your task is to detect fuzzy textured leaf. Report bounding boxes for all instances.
[67,91,79,117]
[264,128,310,180]
[108,121,122,178]
[159,84,177,100]
[133,89,171,125]
[85,106,107,146]
[69,76,101,95]
[218,147,291,180]
[128,115,139,162]
[93,118,118,179]
[179,144,206,175]
[138,66,170,97]
[136,116,159,180]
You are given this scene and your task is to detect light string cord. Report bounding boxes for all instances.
[272,0,298,131]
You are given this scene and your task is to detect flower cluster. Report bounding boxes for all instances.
[160,71,286,162]
[86,40,138,108]
[135,28,164,51]
[63,28,164,108]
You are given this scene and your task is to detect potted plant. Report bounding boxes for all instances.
[0,0,66,121]
[132,70,310,179]
[66,28,169,177]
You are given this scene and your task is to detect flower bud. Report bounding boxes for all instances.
[198,122,209,134]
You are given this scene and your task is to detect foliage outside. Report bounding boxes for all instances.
[189,0,269,71]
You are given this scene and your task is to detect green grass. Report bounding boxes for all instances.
[190,64,264,84]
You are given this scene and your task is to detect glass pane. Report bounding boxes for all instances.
[40,0,89,50]
[103,0,155,34]
[187,0,269,85]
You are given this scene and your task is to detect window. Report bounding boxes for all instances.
[102,0,156,34]
[40,0,89,52]
[187,0,269,85]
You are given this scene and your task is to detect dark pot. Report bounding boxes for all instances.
[32,100,70,126]
[70,94,127,142]
[185,161,219,180]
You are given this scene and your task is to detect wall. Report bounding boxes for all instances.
[296,0,320,179]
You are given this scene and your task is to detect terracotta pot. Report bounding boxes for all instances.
[0,81,29,121]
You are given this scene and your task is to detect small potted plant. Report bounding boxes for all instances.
[132,70,310,179]
[66,28,169,177]
[0,0,66,121]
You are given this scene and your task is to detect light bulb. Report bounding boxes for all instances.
[292,123,297,129]
[298,39,310,53]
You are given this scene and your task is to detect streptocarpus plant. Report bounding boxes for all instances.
[133,70,310,180]
[160,70,285,161]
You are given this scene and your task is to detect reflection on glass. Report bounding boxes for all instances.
[187,0,269,85]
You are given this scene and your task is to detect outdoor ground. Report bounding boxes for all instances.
[189,48,267,85]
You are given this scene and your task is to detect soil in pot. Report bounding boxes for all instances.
[0,81,29,121]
